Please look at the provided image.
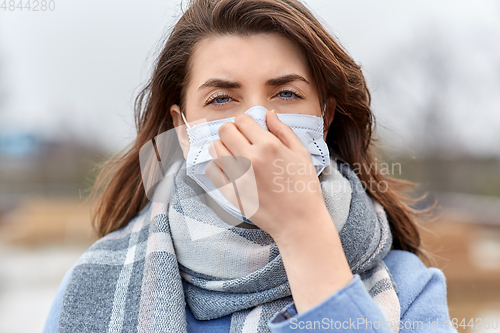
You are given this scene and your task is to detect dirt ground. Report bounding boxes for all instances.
[419,214,500,332]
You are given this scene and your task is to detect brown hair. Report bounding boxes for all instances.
[91,0,434,264]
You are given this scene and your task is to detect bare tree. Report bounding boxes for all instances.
[372,24,457,158]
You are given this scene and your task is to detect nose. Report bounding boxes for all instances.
[212,102,273,121]
[234,90,276,116]
[239,100,274,115]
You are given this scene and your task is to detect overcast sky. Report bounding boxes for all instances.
[1,0,499,156]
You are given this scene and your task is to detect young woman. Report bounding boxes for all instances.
[44,0,457,332]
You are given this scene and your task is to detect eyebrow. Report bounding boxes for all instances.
[197,73,310,91]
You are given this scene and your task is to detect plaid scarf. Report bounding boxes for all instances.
[58,158,400,333]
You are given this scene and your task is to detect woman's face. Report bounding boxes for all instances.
[170,33,333,141]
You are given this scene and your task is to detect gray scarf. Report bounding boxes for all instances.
[58,158,400,333]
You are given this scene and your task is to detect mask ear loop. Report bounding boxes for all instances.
[322,103,329,135]
[181,111,191,129]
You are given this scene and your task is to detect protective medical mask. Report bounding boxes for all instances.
[181,105,330,224]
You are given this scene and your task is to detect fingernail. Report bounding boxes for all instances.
[271,110,278,118]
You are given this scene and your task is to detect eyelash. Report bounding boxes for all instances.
[205,89,303,106]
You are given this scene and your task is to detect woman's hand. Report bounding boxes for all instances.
[205,110,354,314]
[205,110,327,240]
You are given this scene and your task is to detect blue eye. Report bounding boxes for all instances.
[278,90,302,101]
[206,94,233,106]
[215,96,231,104]
[278,91,295,98]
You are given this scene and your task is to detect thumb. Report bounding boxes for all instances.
[266,110,303,150]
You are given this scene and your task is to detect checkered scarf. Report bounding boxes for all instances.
[58,158,400,333]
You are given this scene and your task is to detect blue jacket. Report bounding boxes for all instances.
[44,249,457,332]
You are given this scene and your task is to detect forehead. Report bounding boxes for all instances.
[187,33,312,87]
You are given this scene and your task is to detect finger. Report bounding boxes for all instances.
[209,139,233,159]
[232,112,274,144]
[212,140,239,185]
[207,141,231,188]
[208,140,220,160]
[218,122,252,156]
[266,110,305,151]
[205,159,230,189]
[211,139,235,162]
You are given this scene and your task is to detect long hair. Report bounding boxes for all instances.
[90,0,434,264]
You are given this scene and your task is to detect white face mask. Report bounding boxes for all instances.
[181,105,330,225]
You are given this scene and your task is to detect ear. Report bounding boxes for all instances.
[170,104,190,159]
[170,104,182,128]
[323,97,337,141]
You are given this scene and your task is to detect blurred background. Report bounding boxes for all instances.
[0,0,499,332]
